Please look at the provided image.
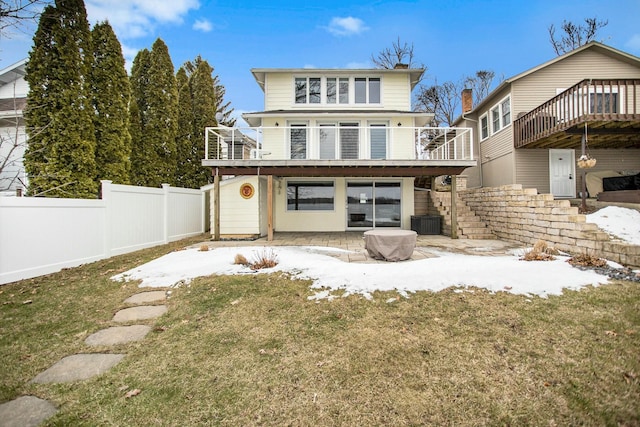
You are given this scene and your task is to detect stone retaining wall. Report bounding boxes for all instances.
[459,184,640,268]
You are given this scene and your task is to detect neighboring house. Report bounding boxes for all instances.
[454,42,640,199]
[0,59,28,196]
[203,66,475,238]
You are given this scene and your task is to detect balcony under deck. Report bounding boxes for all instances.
[514,79,640,149]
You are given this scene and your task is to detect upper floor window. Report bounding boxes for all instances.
[355,77,381,104]
[294,76,380,105]
[295,77,321,104]
[480,115,489,140]
[326,78,349,104]
[487,95,511,135]
[501,97,511,127]
[590,92,618,114]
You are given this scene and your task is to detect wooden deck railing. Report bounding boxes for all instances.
[514,79,640,148]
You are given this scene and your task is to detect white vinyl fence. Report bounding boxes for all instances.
[0,180,205,285]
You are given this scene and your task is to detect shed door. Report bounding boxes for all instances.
[549,149,575,198]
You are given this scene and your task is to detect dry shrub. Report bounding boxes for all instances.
[234,254,249,266]
[198,244,210,252]
[250,248,278,270]
[567,253,608,268]
[521,240,557,261]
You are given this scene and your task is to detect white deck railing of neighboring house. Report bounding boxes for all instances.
[205,126,474,162]
[0,181,205,285]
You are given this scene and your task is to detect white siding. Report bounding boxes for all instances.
[262,70,414,111]
[264,73,291,110]
[0,76,28,98]
[381,73,412,110]
[210,176,263,236]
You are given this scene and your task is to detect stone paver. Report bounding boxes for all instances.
[30,354,125,384]
[112,305,167,322]
[123,291,166,305]
[0,396,57,427]
[85,325,152,346]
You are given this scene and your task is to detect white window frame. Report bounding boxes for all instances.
[367,121,389,159]
[293,76,381,106]
[317,122,337,160]
[479,114,489,141]
[288,122,308,159]
[486,95,511,136]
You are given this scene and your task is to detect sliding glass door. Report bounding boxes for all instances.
[347,181,401,228]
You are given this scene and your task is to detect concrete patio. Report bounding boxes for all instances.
[195,232,525,263]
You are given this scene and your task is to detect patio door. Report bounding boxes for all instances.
[549,149,576,198]
[347,182,401,229]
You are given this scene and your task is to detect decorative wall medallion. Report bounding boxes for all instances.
[240,183,255,199]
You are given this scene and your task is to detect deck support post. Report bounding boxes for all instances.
[580,133,588,213]
[213,170,220,241]
[267,175,273,241]
[451,175,458,239]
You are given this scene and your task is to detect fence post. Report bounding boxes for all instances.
[101,180,113,258]
[200,188,206,234]
[162,183,170,244]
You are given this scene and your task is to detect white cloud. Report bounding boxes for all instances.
[85,0,200,39]
[193,18,213,32]
[325,16,368,36]
[625,34,640,51]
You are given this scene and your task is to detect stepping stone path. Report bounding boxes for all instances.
[0,290,170,425]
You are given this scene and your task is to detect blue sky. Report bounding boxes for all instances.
[2,0,640,122]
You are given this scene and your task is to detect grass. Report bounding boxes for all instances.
[1,238,639,426]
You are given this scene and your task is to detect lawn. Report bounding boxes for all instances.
[1,237,639,426]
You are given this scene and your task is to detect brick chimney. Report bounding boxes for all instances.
[462,88,473,113]
[394,63,409,69]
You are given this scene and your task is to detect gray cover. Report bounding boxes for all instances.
[364,229,417,261]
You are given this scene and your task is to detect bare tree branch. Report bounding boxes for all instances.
[371,37,424,70]
[548,17,608,55]
[414,79,463,126]
[0,0,51,36]
[464,70,502,105]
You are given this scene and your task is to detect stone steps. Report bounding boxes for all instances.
[429,191,495,240]
[0,289,170,425]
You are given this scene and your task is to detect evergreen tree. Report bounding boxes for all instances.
[23,0,97,198]
[175,67,195,187]
[129,48,151,186]
[175,56,236,188]
[146,38,178,187]
[189,58,219,186]
[23,4,57,196]
[91,21,131,184]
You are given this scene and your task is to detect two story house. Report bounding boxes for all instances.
[454,42,640,200]
[0,59,28,196]
[203,66,475,239]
